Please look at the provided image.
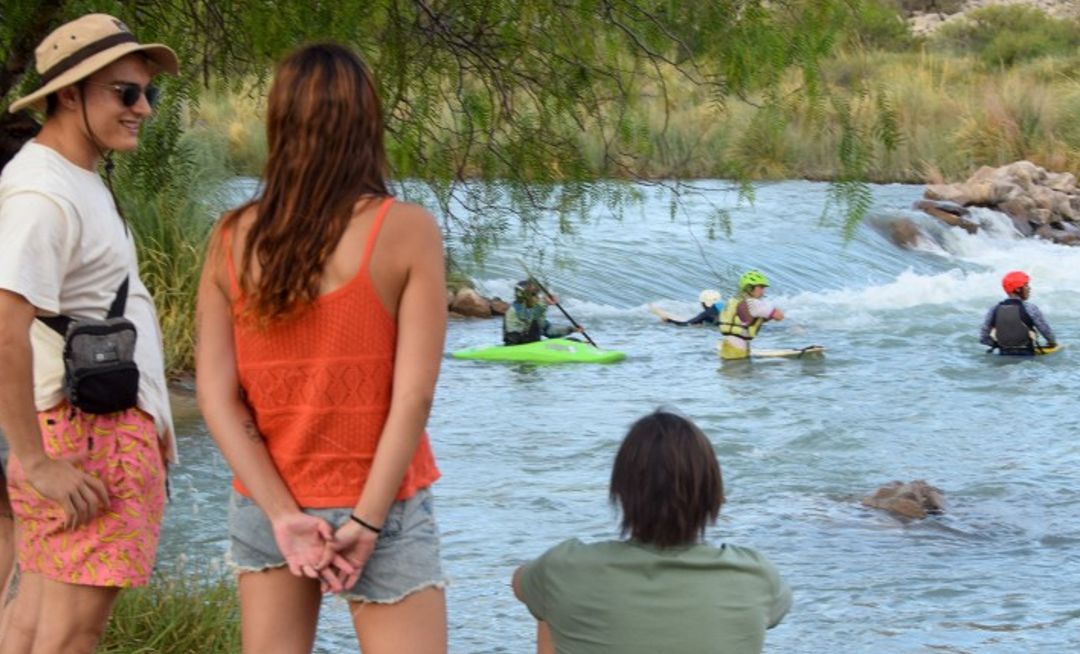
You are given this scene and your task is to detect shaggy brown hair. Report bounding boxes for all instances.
[610,410,725,548]
[234,42,389,323]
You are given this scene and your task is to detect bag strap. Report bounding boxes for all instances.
[38,275,130,336]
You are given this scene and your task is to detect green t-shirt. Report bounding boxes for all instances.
[517,539,791,654]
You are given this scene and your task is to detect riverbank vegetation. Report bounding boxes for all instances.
[99,568,239,653]
[189,4,1080,185]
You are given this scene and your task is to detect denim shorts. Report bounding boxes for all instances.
[227,486,447,603]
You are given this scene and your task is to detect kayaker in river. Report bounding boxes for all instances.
[662,289,723,326]
[980,270,1057,355]
[718,270,785,360]
[503,278,583,345]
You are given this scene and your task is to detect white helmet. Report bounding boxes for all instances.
[699,289,722,306]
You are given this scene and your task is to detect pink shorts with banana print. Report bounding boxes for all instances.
[5,403,166,587]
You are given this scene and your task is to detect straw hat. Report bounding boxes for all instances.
[8,14,179,114]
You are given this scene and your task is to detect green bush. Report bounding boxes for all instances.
[932,6,1080,66]
[846,0,915,52]
[99,569,240,653]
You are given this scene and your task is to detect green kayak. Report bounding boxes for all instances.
[451,338,626,364]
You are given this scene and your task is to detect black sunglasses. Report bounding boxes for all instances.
[86,81,160,108]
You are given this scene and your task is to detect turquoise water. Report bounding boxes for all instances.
[164,180,1080,652]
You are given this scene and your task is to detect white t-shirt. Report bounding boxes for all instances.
[723,297,776,352]
[0,142,176,462]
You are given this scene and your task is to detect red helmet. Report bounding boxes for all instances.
[1002,270,1030,295]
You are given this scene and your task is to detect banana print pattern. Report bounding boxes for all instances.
[6,404,166,587]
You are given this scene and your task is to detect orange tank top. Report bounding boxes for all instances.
[225,197,439,507]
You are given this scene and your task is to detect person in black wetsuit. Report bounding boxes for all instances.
[663,289,723,327]
[979,270,1057,355]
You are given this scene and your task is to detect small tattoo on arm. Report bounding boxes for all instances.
[243,420,262,443]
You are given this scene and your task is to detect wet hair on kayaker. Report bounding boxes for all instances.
[610,410,724,548]
[514,278,541,304]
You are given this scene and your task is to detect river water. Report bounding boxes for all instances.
[162,180,1080,653]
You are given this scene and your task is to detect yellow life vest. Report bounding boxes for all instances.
[718,293,765,340]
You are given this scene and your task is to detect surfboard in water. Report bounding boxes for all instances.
[985,344,1063,356]
[751,346,826,359]
[649,304,687,324]
[715,341,826,360]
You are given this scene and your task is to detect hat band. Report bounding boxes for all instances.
[40,32,138,85]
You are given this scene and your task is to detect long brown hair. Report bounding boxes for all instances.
[237,42,388,322]
[610,410,725,548]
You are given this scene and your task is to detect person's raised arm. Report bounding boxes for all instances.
[195,221,344,587]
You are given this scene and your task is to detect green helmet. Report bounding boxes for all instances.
[739,270,770,291]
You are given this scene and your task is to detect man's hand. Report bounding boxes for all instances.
[24,457,109,530]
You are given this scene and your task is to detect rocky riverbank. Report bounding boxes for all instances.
[909,0,1079,36]
[915,160,1080,245]
[447,286,508,319]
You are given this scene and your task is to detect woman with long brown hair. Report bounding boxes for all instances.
[196,42,447,653]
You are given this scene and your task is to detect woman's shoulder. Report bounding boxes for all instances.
[376,198,442,253]
[383,197,439,229]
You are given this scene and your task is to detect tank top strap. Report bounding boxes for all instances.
[361,197,395,270]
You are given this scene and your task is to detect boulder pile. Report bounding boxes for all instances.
[915,161,1080,245]
[448,287,508,319]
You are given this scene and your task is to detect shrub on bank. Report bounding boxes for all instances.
[931,6,1080,66]
[98,569,240,653]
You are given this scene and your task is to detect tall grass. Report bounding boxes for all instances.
[190,87,267,176]
[578,49,1080,183]
[118,100,232,375]
[201,50,1080,188]
[99,568,240,653]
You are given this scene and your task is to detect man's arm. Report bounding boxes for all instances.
[0,290,107,528]
[684,309,711,326]
[979,306,996,346]
[1025,304,1056,346]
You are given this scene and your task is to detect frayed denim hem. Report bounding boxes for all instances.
[341,577,450,604]
[225,550,288,575]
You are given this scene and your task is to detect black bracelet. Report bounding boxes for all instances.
[350,514,382,534]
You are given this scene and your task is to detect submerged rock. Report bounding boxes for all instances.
[450,288,493,318]
[862,480,945,519]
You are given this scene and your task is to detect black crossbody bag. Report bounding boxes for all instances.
[37,277,140,414]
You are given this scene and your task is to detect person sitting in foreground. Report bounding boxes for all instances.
[980,270,1057,355]
[664,289,723,326]
[512,410,792,654]
[503,278,581,345]
[719,270,785,360]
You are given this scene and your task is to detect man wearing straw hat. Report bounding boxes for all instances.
[0,14,179,653]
